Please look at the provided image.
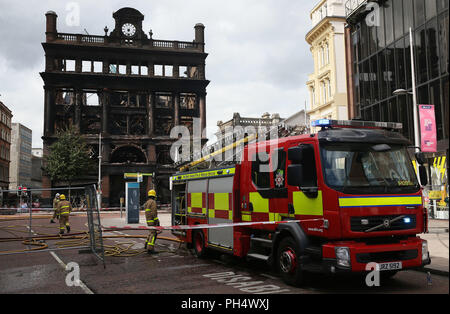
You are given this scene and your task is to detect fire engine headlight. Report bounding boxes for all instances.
[335,247,351,267]
[422,241,429,261]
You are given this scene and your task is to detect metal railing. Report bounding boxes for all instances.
[54,33,203,52]
[345,0,367,17]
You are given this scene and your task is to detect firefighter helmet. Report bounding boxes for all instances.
[148,190,156,197]
[60,194,66,200]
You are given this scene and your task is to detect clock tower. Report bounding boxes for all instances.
[109,7,147,40]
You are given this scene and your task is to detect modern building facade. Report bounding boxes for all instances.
[0,101,12,191]
[31,148,43,190]
[345,0,448,209]
[9,123,32,191]
[306,0,349,129]
[40,8,209,206]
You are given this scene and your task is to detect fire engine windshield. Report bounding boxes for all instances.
[320,143,420,194]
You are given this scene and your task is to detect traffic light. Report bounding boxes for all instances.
[17,185,22,196]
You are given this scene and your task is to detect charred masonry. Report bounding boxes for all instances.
[40,7,209,206]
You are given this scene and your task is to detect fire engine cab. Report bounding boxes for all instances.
[170,119,431,286]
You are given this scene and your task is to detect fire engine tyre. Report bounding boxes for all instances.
[193,230,207,258]
[277,236,304,286]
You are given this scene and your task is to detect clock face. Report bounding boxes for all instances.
[122,23,136,37]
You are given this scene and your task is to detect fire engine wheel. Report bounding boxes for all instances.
[277,237,304,286]
[193,230,207,258]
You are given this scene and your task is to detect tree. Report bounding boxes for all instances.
[43,127,95,197]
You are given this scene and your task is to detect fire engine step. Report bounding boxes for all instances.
[247,253,270,262]
[250,237,273,247]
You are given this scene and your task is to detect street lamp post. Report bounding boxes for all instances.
[393,27,420,153]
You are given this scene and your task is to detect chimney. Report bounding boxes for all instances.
[194,23,205,52]
[45,11,58,42]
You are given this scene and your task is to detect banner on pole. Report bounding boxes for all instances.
[418,105,437,153]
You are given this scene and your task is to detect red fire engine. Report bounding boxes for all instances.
[170,119,431,286]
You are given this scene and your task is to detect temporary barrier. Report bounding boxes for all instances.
[85,185,105,267]
[103,218,323,232]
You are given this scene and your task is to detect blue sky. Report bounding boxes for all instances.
[0,0,314,148]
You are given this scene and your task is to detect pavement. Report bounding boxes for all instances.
[99,212,450,276]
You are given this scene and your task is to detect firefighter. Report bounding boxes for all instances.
[56,194,72,234]
[50,193,60,223]
[144,190,159,254]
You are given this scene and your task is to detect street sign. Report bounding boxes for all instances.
[123,173,153,179]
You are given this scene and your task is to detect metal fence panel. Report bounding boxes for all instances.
[85,185,105,267]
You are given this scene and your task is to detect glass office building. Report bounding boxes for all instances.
[345,0,448,216]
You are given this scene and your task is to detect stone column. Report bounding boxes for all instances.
[74,89,82,132]
[148,93,155,135]
[44,87,55,136]
[173,92,180,127]
[199,92,206,138]
[102,89,109,134]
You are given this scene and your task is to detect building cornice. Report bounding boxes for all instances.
[305,16,346,45]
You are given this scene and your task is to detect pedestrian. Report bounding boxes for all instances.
[56,194,72,234]
[144,190,159,254]
[50,193,60,224]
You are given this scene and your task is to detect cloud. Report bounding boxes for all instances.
[0,0,314,149]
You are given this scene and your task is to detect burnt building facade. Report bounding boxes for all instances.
[40,7,209,206]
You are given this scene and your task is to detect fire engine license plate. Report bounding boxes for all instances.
[377,262,402,271]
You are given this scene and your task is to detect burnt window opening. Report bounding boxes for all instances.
[82,91,100,106]
[156,146,172,164]
[179,65,199,78]
[110,115,146,135]
[141,65,148,75]
[154,117,174,136]
[110,91,146,107]
[110,146,147,164]
[181,117,194,134]
[81,109,101,134]
[155,93,173,108]
[154,65,173,77]
[55,89,75,106]
[82,60,92,72]
[93,61,103,73]
[111,115,127,135]
[180,93,196,109]
[63,59,76,72]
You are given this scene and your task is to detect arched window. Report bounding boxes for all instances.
[110,146,147,164]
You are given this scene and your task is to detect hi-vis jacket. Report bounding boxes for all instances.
[56,200,72,217]
[144,198,158,226]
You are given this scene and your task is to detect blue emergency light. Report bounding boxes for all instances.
[311,119,403,130]
[311,119,331,127]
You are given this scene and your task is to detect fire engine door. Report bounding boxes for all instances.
[207,176,234,250]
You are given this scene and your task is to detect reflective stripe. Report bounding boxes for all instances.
[293,191,323,216]
[60,212,70,215]
[188,192,206,215]
[61,205,69,208]
[172,167,235,181]
[147,218,159,223]
[339,195,422,208]
[249,192,269,213]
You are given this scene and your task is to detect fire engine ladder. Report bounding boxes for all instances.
[175,121,307,172]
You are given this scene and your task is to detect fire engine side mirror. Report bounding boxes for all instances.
[415,152,426,165]
[288,147,303,164]
[418,165,428,186]
[287,164,303,186]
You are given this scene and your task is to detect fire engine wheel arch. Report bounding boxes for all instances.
[277,236,305,286]
[192,229,207,258]
[271,222,310,268]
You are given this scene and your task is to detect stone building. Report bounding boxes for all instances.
[0,101,12,191]
[40,7,209,206]
[9,123,32,191]
[305,0,349,130]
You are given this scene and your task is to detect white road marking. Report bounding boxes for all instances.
[49,251,94,294]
